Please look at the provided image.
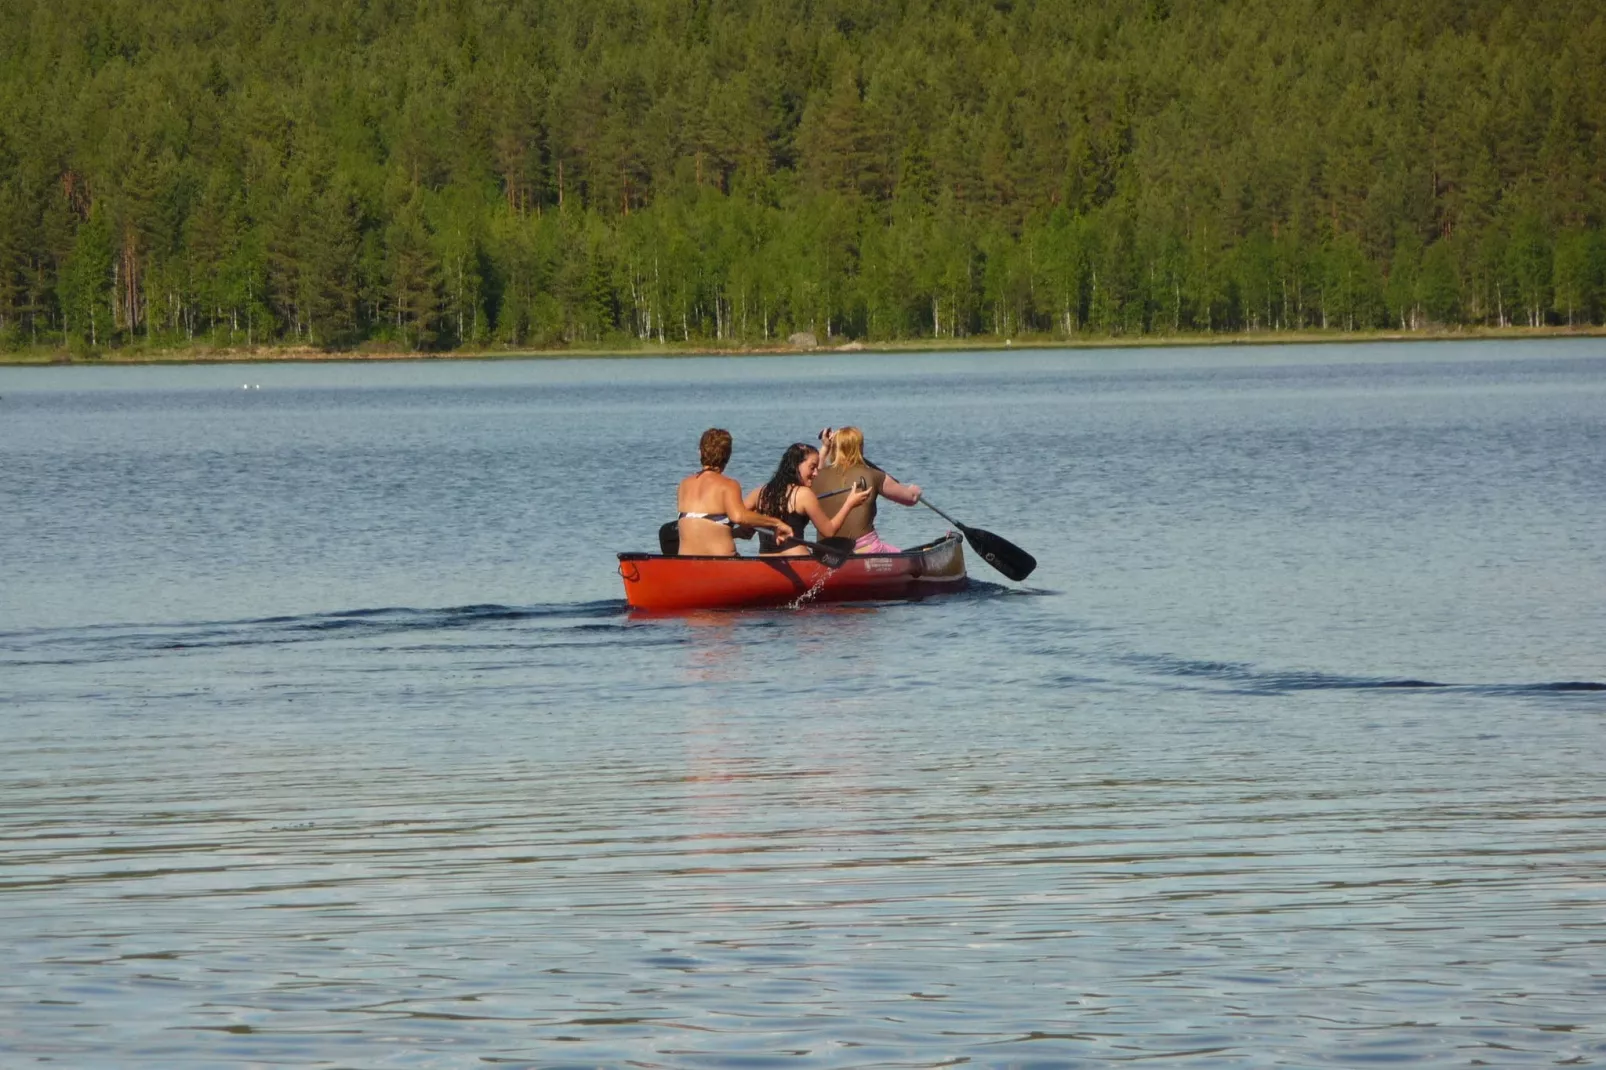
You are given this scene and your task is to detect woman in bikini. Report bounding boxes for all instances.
[810,426,922,553]
[676,428,793,556]
[742,443,873,556]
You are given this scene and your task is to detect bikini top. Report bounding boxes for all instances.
[679,512,733,527]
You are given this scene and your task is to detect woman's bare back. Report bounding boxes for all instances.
[676,470,741,555]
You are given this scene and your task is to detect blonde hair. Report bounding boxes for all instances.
[830,426,865,468]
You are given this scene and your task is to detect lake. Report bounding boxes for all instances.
[2,339,1604,1068]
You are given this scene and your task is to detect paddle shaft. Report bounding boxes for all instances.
[744,519,851,565]
[658,518,848,567]
[917,497,962,529]
[866,459,1038,581]
[776,535,850,567]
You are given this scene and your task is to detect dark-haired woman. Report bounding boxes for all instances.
[742,443,872,556]
[676,428,793,556]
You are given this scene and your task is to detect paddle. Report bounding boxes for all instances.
[916,497,1037,582]
[656,520,850,567]
[850,446,1039,582]
[782,535,852,568]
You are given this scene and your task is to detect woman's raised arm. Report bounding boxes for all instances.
[725,481,793,541]
[880,474,922,506]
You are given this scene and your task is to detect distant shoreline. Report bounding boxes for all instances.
[2,325,1603,367]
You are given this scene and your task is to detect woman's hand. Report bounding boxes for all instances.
[880,476,921,505]
[773,520,795,542]
[846,483,873,509]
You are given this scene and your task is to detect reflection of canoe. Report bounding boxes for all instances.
[617,532,968,611]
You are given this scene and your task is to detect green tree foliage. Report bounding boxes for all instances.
[2,0,1603,353]
[1552,231,1604,326]
[59,202,114,350]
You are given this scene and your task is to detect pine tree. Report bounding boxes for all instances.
[59,204,114,351]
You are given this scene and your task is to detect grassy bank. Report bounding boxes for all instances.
[2,325,1603,367]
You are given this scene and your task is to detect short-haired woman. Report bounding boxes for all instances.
[675,428,793,556]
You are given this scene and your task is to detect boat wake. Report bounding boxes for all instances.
[0,601,629,667]
[1118,651,1605,698]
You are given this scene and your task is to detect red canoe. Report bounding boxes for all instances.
[617,532,968,611]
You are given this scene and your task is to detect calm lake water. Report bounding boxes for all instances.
[2,340,1604,1068]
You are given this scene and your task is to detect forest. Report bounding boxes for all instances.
[1,0,1604,354]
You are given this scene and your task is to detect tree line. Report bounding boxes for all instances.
[1,0,1604,354]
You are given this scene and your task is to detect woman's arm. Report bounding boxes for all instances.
[880,474,922,506]
[724,481,794,541]
[801,484,872,537]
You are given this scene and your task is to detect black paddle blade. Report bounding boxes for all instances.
[811,545,849,568]
[957,523,1036,581]
[658,520,680,556]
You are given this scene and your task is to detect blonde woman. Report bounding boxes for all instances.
[810,426,922,553]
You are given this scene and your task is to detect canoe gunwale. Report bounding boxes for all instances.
[616,532,967,611]
[617,533,962,564]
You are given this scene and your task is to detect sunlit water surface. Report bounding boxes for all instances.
[3,341,1604,1068]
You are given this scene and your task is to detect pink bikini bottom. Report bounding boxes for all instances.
[854,531,901,554]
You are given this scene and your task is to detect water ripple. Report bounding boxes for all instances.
[1120,652,1606,698]
[6,349,1606,1067]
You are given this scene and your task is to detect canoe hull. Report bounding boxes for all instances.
[617,533,967,611]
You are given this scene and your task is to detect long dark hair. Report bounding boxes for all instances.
[757,443,817,518]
